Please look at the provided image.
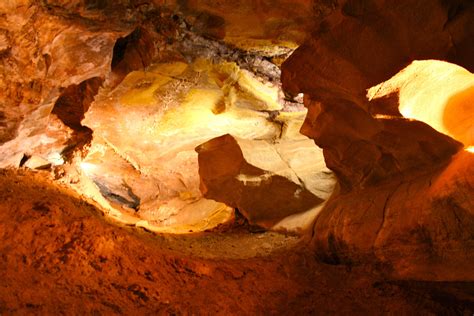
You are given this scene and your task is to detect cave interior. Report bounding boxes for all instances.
[0,0,473,314]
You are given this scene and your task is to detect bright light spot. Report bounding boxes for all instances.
[47,152,64,166]
[466,146,474,153]
[368,60,474,146]
[374,114,397,119]
[80,162,97,173]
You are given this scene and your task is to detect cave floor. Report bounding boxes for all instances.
[0,169,473,314]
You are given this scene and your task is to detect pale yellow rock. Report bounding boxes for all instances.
[81,59,329,233]
[274,139,336,200]
[196,134,328,228]
[368,60,474,147]
[24,155,51,170]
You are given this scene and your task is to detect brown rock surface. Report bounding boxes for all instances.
[1,0,336,233]
[0,0,134,162]
[0,0,473,309]
[282,0,474,101]
[313,150,474,281]
[177,0,336,52]
[281,0,474,279]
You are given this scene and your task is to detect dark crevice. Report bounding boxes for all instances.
[52,77,103,130]
[373,181,404,246]
[19,154,29,167]
[52,77,103,160]
[93,179,141,211]
[110,27,156,86]
[84,0,108,10]
[209,209,267,234]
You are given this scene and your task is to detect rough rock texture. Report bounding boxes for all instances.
[177,0,336,51]
[79,58,328,232]
[301,96,462,190]
[0,1,135,164]
[314,151,474,281]
[0,0,473,310]
[282,0,474,101]
[196,134,334,228]
[0,0,336,233]
[0,0,187,167]
[281,0,474,279]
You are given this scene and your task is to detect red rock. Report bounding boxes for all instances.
[281,0,474,280]
[313,150,474,281]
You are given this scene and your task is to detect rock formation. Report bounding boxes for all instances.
[0,0,336,233]
[196,134,334,228]
[0,0,473,312]
[281,0,474,280]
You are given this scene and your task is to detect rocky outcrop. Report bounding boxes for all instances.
[196,134,335,228]
[1,0,472,282]
[314,151,474,281]
[0,0,182,167]
[176,0,336,52]
[80,57,332,232]
[282,0,474,101]
[0,0,337,233]
[281,0,474,279]
[301,96,462,190]
[0,1,136,166]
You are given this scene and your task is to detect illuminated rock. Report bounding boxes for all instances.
[80,59,324,232]
[196,134,334,228]
[24,155,51,170]
[281,0,474,279]
[0,115,72,168]
[282,0,474,101]
[368,60,474,147]
[0,1,131,165]
[281,0,472,189]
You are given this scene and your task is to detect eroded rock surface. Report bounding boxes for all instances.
[0,0,472,286]
[196,134,335,228]
[281,0,474,280]
[0,1,336,233]
[0,1,134,165]
[314,151,474,281]
[78,58,332,232]
[177,0,336,52]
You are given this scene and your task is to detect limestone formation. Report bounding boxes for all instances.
[196,134,335,228]
[368,60,474,147]
[281,0,474,280]
[77,57,333,232]
[0,0,473,289]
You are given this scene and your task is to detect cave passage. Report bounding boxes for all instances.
[0,1,473,314]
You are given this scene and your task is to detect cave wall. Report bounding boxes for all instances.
[0,0,329,164]
[281,0,474,280]
[0,0,140,166]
